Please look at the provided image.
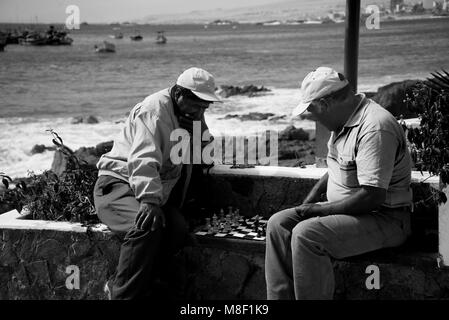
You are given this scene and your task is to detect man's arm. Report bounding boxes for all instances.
[128,112,168,231]
[302,172,328,204]
[297,185,386,218]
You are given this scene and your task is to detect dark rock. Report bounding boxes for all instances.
[30,144,55,155]
[222,112,275,121]
[30,144,46,154]
[217,85,270,98]
[95,141,114,155]
[70,115,100,124]
[279,125,309,141]
[278,140,315,162]
[371,80,420,119]
[85,115,99,124]
[51,141,113,176]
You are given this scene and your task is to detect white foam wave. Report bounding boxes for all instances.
[2,78,419,179]
[0,88,316,178]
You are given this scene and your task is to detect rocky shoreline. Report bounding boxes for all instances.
[28,78,420,173]
[0,78,423,215]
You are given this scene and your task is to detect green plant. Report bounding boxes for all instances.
[0,130,99,224]
[407,70,449,205]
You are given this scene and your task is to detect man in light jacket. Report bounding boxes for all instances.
[94,67,221,299]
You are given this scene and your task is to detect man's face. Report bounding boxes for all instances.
[307,98,336,131]
[177,91,211,121]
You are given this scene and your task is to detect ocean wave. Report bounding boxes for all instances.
[0,78,422,178]
[0,89,316,178]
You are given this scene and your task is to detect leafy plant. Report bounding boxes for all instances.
[407,69,449,204]
[0,130,99,224]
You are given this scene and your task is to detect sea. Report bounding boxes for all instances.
[0,18,448,178]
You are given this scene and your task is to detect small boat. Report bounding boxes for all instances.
[130,31,143,41]
[155,31,166,44]
[109,32,123,39]
[46,36,73,45]
[17,28,73,46]
[94,41,116,53]
[19,34,47,46]
[109,28,123,39]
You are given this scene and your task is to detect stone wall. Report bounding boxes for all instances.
[1,224,449,300]
[0,165,447,300]
[0,227,120,300]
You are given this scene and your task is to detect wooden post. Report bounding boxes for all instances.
[344,0,360,91]
[315,0,360,167]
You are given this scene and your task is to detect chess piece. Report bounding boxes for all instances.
[212,214,219,233]
[225,214,232,232]
[220,208,225,222]
[205,218,213,234]
[254,215,260,233]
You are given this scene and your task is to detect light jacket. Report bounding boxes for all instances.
[97,88,196,207]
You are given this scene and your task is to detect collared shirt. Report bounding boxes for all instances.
[326,94,413,208]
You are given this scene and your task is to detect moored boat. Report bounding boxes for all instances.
[156,31,167,44]
[94,41,116,53]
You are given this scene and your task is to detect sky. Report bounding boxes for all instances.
[0,0,282,23]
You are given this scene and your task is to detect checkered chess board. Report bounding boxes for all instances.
[195,216,268,241]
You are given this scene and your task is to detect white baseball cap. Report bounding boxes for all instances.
[292,67,349,117]
[176,67,222,102]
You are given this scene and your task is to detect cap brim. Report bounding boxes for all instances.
[191,90,223,103]
[291,101,311,117]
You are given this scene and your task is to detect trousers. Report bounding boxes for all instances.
[265,206,411,300]
[93,175,189,300]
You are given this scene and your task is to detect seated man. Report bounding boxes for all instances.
[265,67,413,300]
[93,67,221,299]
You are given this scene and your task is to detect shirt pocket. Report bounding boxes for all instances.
[338,157,359,188]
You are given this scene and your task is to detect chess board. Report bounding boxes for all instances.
[195,216,268,241]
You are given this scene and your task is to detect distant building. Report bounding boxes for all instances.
[391,0,405,13]
[327,10,345,22]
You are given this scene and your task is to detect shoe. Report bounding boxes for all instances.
[104,280,113,300]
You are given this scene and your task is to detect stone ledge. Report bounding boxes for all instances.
[0,166,447,299]
[206,165,440,186]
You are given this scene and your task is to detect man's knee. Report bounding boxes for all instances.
[267,208,297,234]
[291,217,326,248]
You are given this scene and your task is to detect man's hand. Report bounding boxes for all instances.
[135,202,166,231]
[178,114,195,135]
[178,113,209,137]
[294,203,322,219]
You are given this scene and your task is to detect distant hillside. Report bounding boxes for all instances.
[138,0,391,24]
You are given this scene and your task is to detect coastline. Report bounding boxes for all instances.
[0,77,421,179]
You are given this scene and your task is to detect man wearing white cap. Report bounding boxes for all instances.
[94,67,221,299]
[265,67,413,299]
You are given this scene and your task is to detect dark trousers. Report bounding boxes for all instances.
[93,175,188,300]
